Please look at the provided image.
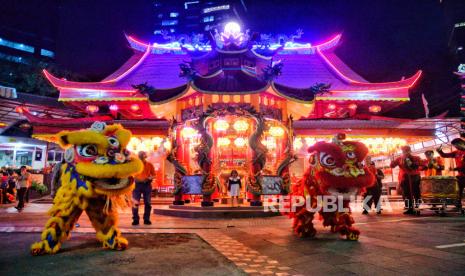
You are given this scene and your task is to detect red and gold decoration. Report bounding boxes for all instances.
[287,134,375,240]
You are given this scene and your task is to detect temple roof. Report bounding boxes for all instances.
[43,33,421,104]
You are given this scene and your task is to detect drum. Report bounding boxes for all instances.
[421,176,458,199]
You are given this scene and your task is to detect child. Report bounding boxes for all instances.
[228,170,242,207]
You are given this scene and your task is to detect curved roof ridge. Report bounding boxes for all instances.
[44,44,150,90]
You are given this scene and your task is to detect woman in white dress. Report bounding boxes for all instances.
[228,170,242,207]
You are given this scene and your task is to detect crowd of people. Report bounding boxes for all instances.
[363,140,464,216]
[0,166,32,211]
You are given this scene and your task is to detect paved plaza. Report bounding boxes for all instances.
[0,200,465,275]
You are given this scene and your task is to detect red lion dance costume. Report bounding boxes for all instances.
[289,137,374,240]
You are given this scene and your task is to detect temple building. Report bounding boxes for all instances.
[17,23,459,198]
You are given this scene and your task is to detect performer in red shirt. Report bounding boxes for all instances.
[437,138,465,208]
[423,150,444,176]
[390,146,423,214]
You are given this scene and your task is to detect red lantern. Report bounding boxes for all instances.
[369,105,382,113]
[130,104,140,112]
[86,105,99,114]
[15,106,24,113]
[348,103,357,110]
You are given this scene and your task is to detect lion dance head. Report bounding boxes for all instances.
[307,140,374,198]
[289,136,375,240]
[57,121,143,196]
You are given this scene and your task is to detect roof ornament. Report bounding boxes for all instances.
[310,83,331,95]
[214,21,250,50]
[262,61,284,82]
[178,62,198,81]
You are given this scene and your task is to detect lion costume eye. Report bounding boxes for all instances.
[346,151,356,159]
[108,137,120,148]
[77,144,98,157]
[320,152,336,167]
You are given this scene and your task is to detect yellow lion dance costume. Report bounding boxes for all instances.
[31,122,143,255]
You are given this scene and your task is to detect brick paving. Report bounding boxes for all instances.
[1,203,465,275]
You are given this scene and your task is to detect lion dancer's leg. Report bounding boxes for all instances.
[86,197,128,250]
[31,205,83,255]
[323,200,359,240]
[293,208,317,238]
[292,193,317,238]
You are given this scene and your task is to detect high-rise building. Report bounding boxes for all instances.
[451,21,465,64]
[0,0,58,65]
[153,0,248,37]
[441,0,465,64]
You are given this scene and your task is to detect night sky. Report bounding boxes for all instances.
[2,0,465,118]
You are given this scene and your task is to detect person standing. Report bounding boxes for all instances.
[228,170,242,207]
[363,157,384,215]
[390,146,423,215]
[424,150,444,176]
[15,166,31,211]
[50,161,65,199]
[132,151,155,225]
[437,138,465,208]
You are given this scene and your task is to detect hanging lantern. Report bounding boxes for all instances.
[181,127,197,139]
[304,137,316,145]
[15,106,24,113]
[130,104,140,112]
[214,119,229,131]
[233,120,249,132]
[269,126,285,137]
[140,138,154,152]
[265,139,277,149]
[163,140,172,151]
[348,103,357,110]
[218,137,231,147]
[86,105,99,114]
[369,105,381,113]
[127,137,141,152]
[234,137,247,147]
[151,137,163,147]
[293,138,303,150]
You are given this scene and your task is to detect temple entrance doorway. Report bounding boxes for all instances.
[211,115,254,199]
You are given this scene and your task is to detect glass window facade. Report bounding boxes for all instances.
[203,5,230,14]
[0,52,28,64]
[40,49,55,58]
[15,150,33,166]
[0,37,34,53]
[203,15,214,22]
[162,19,178,26]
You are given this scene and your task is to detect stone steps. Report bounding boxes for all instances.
[153,204,281,218]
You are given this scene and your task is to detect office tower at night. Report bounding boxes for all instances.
[153,0,248,36]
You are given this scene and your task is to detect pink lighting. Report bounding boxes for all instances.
[101,45,151,83]
[312,34,342,50]
[42,70,138,93]
[109,104,119,111]
[328,103,336,110]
